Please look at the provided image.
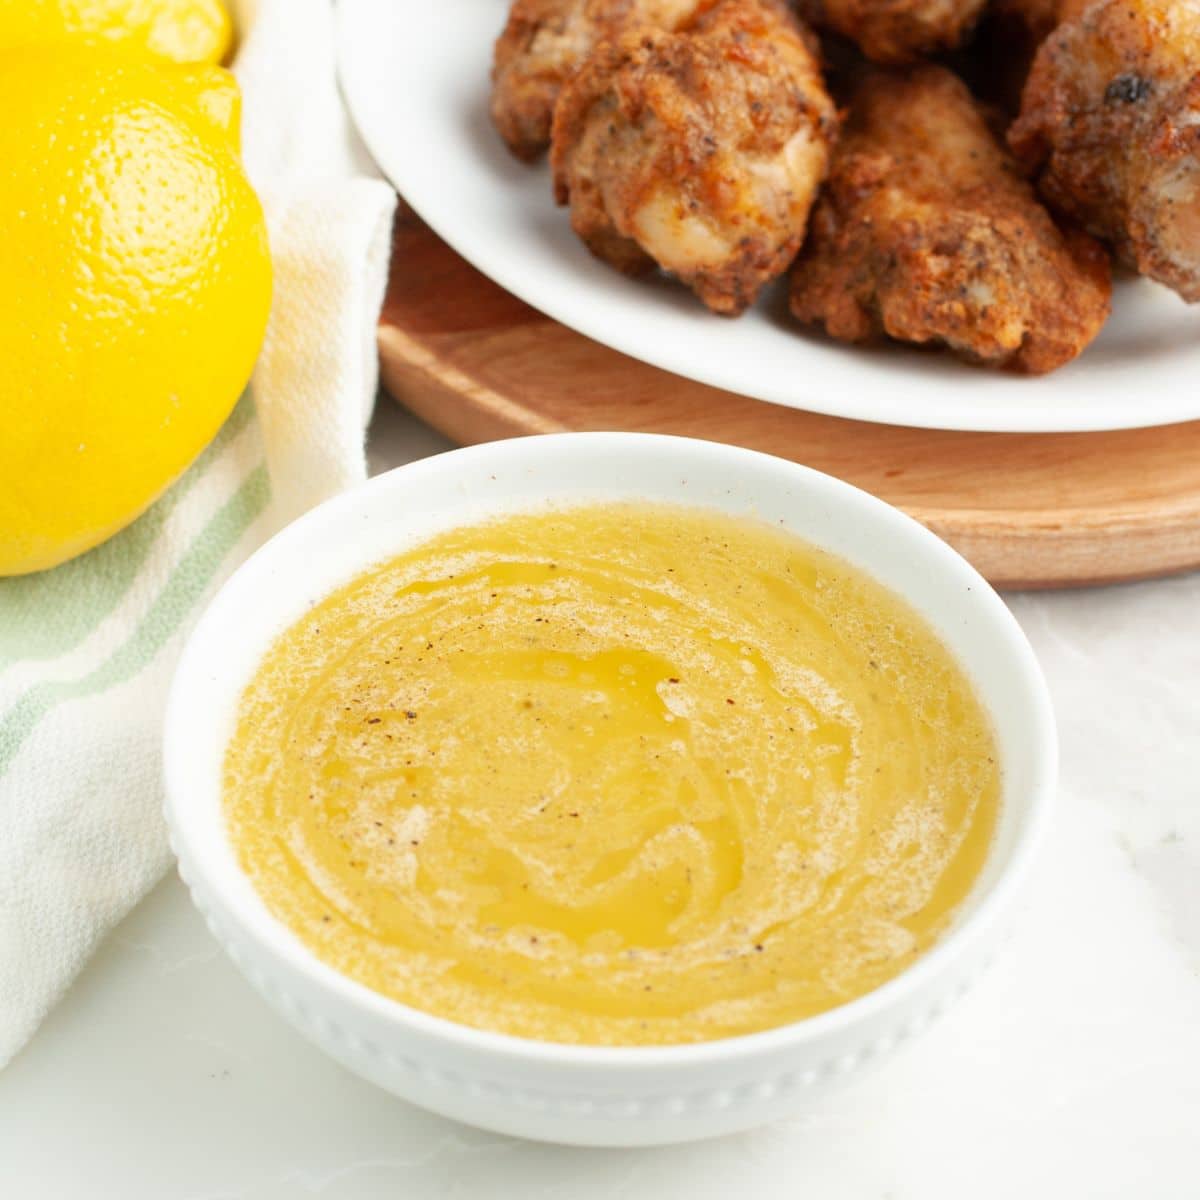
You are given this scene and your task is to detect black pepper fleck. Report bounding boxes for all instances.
[1105,73,1152,104]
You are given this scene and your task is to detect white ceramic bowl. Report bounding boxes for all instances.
[164,433,1056,1147]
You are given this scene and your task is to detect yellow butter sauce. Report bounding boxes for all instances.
[224,503,999,1045]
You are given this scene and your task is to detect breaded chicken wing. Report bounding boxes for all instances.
[790,66,1112,372]
[492,0,698,160]
[1009,0,1200,302]
[795,0,987,64]
[550,0,837,315]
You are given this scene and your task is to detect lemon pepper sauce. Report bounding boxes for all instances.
[224,504,1000,1045]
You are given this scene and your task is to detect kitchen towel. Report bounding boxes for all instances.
[0,0,396,1068]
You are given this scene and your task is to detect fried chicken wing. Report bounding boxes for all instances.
[795,0,987,64]
[549,0,837,315]
[790,66,1112,372]
[1009,0,1200,302]
[491,0,698,160]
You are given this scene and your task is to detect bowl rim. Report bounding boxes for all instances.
[164,431,1057,1070]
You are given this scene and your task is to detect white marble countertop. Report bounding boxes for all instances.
[3,402,1199,1198]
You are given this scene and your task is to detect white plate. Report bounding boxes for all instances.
[338,0,1200,433]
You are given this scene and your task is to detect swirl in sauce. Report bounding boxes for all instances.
[225,504,1000,1045]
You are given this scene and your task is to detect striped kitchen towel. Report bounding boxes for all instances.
[0,0,396,1068]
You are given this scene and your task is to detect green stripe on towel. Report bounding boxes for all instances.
[0,462,269,779]
[0,395,257,669]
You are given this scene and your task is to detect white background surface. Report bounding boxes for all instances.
[338,0,1200,434]
[3,401,1200,1198]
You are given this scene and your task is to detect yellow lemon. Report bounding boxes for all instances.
[0,44,271,575]
[0,0,232,63]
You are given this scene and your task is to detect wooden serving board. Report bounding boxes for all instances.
[378,206,1200,590]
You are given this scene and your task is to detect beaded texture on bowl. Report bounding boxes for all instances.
[173,837,1002,1131]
